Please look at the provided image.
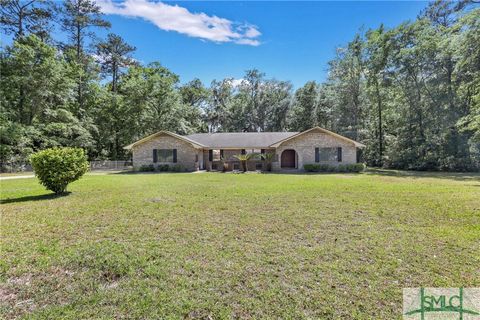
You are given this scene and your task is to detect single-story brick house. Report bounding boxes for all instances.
[124,127,365,171]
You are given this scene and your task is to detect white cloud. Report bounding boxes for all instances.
[228,78,245,87]
[234,39,260,46]
[97,0,261,46]
[244,27,261,39]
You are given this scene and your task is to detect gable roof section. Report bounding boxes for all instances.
[269,127,366,148]
[123,130,206,150]
[185,132,298,148]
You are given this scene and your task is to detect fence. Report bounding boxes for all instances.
[1,160,132,173]
[89,160,133,171]
[0,162,33,173]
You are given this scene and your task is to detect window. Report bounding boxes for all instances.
[317,147,340,162]
[212,149,221,161]
[155,149,174,162]
[255,163,263,170]
[246,149,262,154]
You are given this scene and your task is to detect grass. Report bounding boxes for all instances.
[1,171,479,319]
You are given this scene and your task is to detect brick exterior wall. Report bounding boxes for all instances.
[272,129,358,171]
[131,133,201,171]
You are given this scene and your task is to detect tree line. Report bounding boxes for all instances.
[1,0,479,171]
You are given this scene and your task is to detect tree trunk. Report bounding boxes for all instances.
[76,16,83,111]
[375,79,383,165]
[112,62,117,92]
[18,9,24,38]
[76,23,81,59]
[18,86,25,124]
[242,160,247,172]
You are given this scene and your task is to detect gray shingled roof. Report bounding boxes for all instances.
[185,132,299,148]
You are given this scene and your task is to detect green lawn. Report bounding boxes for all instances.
[1,171,479,319]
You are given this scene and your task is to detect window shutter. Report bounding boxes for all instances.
[220,149,224,159]
[337,147,342,162]
[241,149,246,155]
[315,148,319,162]
[173,149,177,163]
[153,149,158,163]
[209,150,213,161]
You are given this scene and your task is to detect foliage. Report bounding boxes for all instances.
[95,33,136,92]
[170,164,186,172]
[138,164,155,172]
[0,0,55,40]
[142,164,186,172]
[0,35,75,126]
[349,163,366,172]
[29,147,89,194]
[303,163,365,173]
[61,0,110,57]
[0,35,95,171]
[233,153,254,172]
[0,117,35,172]
[289,81,319,131]
[320,3,480,171]
[157,164,170,172]
[260,152,274,171]
[206,70,293,132]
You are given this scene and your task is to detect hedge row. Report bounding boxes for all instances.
[303,163,365,173]
[138,164,187,172]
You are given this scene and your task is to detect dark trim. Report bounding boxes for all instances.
[173,149,177,163]
[153,149,158,163]
[315,147,319,163]
[337,147,342,162]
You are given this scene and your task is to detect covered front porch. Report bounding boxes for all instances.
[202,148,276,172]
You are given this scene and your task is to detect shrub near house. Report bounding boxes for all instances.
[137,164,186,172]
[29,147,89,194]
[304,163,365,173]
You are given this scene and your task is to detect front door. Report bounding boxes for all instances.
[281,149,296,168]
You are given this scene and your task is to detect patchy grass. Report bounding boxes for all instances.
[1,171,479,319]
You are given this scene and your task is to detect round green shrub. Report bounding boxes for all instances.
[29,147,89,194]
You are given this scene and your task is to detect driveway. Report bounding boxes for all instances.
[0,175,35,180]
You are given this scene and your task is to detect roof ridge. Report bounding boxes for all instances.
[186,131,299,134]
